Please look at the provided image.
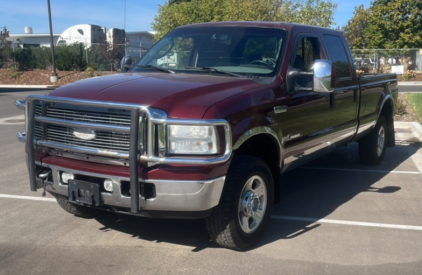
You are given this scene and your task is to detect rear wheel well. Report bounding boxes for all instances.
[234,134,282,203]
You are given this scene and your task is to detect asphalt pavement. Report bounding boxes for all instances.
[398,84,422,93]
[1,89,422,274]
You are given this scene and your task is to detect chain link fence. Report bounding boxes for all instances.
[351,49,422,74]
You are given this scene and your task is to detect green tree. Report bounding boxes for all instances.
[343,5,371,49]
[169,0,191,4]
[152,0,337,40]
[365,0,422,49]
[0,26,11,61]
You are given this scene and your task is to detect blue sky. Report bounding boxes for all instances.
[1,0,372,34]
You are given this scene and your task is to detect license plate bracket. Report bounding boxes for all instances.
[68,179,101,206]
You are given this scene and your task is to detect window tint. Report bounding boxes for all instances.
[293,37,321,71]
[323,35,351,78]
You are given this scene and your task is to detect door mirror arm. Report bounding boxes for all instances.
[120,56,133,73]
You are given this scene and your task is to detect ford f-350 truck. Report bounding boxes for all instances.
[16,22,398,250]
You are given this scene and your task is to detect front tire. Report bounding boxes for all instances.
[359,116,387,165]
[206,155,274,250]
[52,193,100,218]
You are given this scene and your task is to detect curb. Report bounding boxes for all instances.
[0,85,59,89]
[395,121,422,142]
[398,82,422,86]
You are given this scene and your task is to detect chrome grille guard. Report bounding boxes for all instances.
[16,95,232,213]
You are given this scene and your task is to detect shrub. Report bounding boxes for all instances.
[85,66,96,77]
[31,47,52,69]
[55,44,87,71]
[14,48,37,70]
[395,97,406,116]
[6,66,20,79]
[402,70,417,81]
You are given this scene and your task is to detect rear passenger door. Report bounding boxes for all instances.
[321,34,360,145]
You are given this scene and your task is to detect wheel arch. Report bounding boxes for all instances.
[232,127,283,203]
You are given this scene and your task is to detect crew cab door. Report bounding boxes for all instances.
[281,34,333,171]
[321,34,360,145]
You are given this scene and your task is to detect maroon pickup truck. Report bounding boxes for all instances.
[16,21,398,250]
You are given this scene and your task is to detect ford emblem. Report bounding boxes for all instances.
[73,128,96,140]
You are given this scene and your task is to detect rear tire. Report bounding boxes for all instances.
[359,116,387,165]
[206,155,274,250]
[52,193,100,218]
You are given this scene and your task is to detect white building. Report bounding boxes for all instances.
[7,26,155,61]
[8,27,59,48]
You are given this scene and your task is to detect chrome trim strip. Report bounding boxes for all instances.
[37,140,130,158]
[35,116,131,133]
[233,126,282,168]
[26,95,147,110]
[49,150,128,166]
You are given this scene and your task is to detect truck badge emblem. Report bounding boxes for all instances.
[73,128,96,140]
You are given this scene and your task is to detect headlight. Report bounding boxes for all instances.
[167,125,218,154]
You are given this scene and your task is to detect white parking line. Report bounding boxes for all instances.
[0,194,55,202]
[2,194,422,232]
[301,167,421,174]
[0,114,25,125]
[272,215,422,231]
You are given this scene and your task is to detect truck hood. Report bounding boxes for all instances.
[49,73,263,119]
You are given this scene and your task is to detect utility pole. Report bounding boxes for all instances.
[47,0,58,82]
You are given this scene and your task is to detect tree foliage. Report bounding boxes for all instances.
[365,0,422,49]
[344,0,422,49]
[0,26,11,60]
[152,0,337,40]
[343,5,371,49]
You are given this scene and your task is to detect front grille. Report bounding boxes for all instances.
[34,104,132,154]
[45,107,131,126]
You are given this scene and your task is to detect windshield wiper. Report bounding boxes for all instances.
[184,67,243,78]
[136,65,175,74]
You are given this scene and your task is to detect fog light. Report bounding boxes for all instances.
[61,172,74,184]
[104,179,113,192]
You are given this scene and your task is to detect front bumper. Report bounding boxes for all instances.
[36,160,225,212]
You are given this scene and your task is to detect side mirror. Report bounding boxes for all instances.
[312,60,335,93]
[120,55,133,72]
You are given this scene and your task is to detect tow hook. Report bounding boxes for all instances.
[37,170,52,197]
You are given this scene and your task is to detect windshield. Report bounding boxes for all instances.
[132,26,286,77]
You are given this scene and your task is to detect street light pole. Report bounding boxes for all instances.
[47,0,58,82]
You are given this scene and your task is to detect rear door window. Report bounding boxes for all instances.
[323,35,352,78]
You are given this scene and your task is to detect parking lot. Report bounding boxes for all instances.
[1,89,422,274]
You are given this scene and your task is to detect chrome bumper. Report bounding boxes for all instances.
[38,161,225,212]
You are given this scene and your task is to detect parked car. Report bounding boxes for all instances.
[16,21,398,250]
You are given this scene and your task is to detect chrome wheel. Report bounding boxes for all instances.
[377,126,385,157]
[238,175,267,234]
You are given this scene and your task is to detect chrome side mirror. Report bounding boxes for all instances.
[312,60,335,93]
[120,55,133,72]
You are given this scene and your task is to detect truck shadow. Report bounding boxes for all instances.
[260,141,420,248]
[94,142,421,252]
